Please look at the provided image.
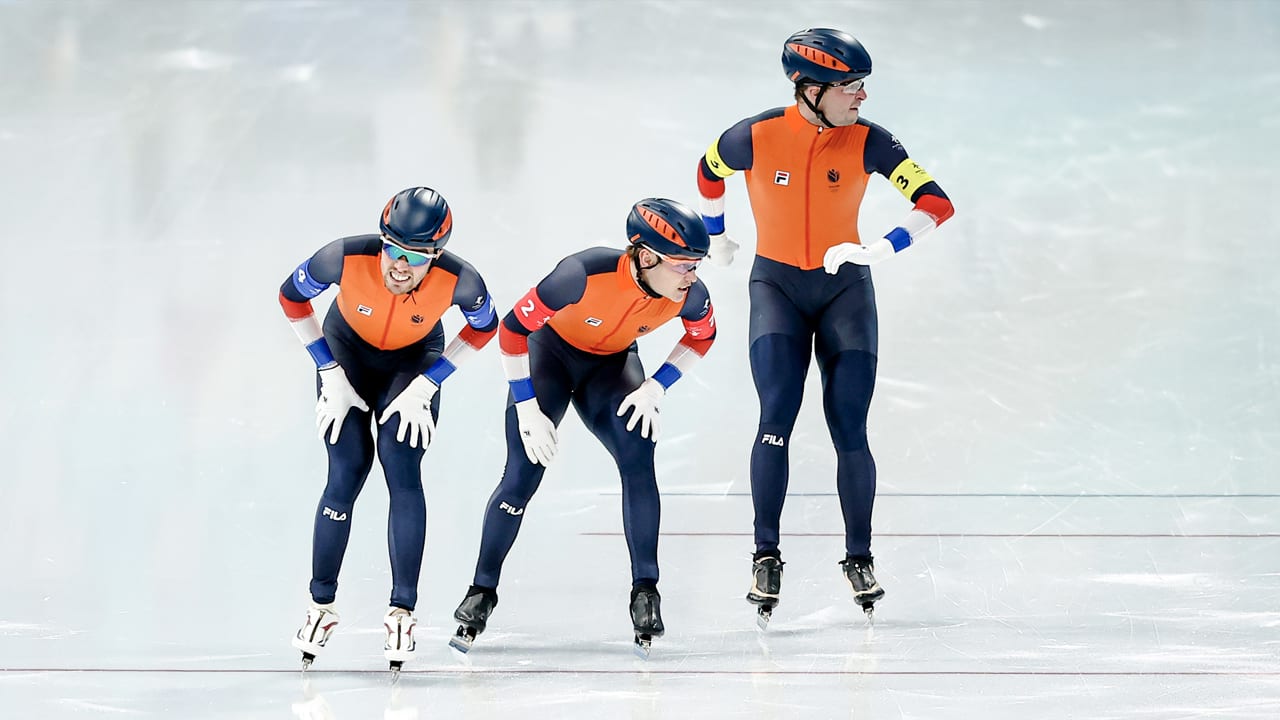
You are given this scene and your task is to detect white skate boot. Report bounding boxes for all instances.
[383,607,417,676]
[291,603,340,670]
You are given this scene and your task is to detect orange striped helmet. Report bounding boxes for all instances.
[380,187,453,250]
[782,28,871,85]
[626,198,709,260]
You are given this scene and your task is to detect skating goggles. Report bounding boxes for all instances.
[381,236,441,267]
[654,251,701,275]
[828,78,866,94]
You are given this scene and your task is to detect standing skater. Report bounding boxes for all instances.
[695,28,955,625]
[449,198,717,658]
[279,187,498,671]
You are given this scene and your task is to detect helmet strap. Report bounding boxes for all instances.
[799,84,836,129]
[631,248,665,299]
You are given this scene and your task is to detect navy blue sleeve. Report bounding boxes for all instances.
[861,119,949,202]
[447,256,499,332]
[679,280,713,322]
[532,251,594,311]
[699,107,787,181]
[279,237,347,302]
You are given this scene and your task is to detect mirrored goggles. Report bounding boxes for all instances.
[829,78,866,95]
[655,251,701,275]
[381,236,440,267]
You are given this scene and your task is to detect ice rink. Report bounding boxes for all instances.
[2,0,1279,717]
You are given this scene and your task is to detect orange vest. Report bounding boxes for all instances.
[548,254,684,355]
[335,254,460,350]
[745,106,870,270]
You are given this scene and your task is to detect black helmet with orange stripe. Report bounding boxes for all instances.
[782,28,871,85]
[626,198,709,260]
[380,187,453,250]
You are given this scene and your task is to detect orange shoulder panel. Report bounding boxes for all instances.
[548,254,684,354]
[335,255,459,350]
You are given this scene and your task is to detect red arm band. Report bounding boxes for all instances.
[697,163,726,199]
[498,288,556,355]
[681,304,717,356]
[915,194,955,225]
[459,323,497,350]
[279,292,314,320]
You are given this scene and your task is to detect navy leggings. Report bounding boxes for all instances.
[747,256,879,559]
[471,327,660,589]
[307,315,442,611]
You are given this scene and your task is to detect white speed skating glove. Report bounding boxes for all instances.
[823,237,895,272]
[379,375,439,449]
[707,232,740,267]
[514,399,558,466]
[616,378,665,441]
[316,365,369,445]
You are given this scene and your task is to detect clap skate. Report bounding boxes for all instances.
[746,554,784,630]
[383,607,417,677]
[840,555,885,621]
[630,584,664,659]
[449,586,498,654]
[291,603,340,670]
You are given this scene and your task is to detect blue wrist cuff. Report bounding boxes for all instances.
[306,338,336,368]
[509,378,536,403]
[424,357,457,386]
[652,363,682,390]
[885,226,912,253]
[703,214,725,235]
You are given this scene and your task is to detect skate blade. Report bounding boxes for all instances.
[300,652,316,671]
[633,634,652,660]
[756,605,773,631]
[448,626,477,655]
[388,660,403,681]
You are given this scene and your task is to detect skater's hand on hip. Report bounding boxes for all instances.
[823,238,894,272]
[379,374,439,449]
[316,364,369,445]
[617,377,664,441]
[707,232,739,267]
[514,398,558,466]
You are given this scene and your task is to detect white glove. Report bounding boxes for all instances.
[514,399,558,466]
[823,237,896,272]
[378,375,439,449]
[616,378,665,441]
[316,365,369,445]
[707,232,740,267]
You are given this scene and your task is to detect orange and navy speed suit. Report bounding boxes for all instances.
[698,106,954,560]
[279,234,498,610]
[470,247,716,588]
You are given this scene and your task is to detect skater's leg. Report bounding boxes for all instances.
[747,274,813,557]
[375,370,438,611]
[471,342,574,589]
[815,274,879,560]
[310,407,375,605]
[577,350,660,585]
[817,348,878,558]
[748,333,811,556]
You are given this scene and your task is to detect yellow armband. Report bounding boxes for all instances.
[888,158,934,200]
[704,141,736,179]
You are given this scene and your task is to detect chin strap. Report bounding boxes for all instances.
[798,83,835,129]
[631,251,665,299]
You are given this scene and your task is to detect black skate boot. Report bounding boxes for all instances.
[629,583,664,659]
[449,585,498,654]
[745,552,784,629]
[840,555,885,620]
